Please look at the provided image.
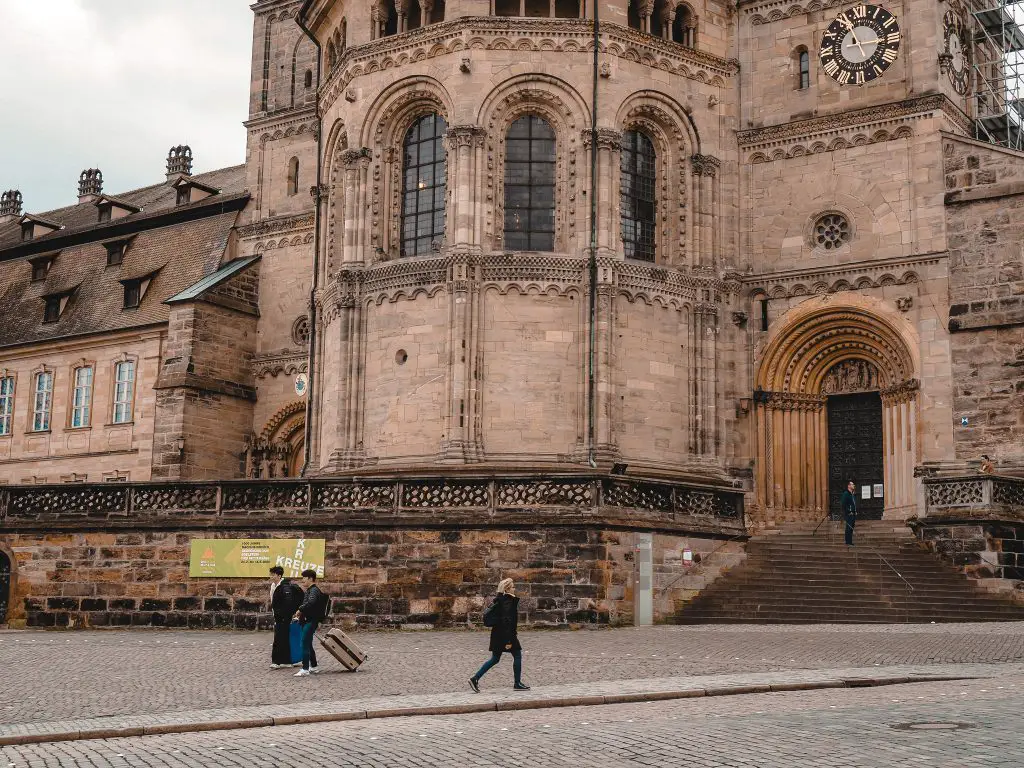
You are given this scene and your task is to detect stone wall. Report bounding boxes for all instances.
[0,475,745,628]
[944,137,1024,467]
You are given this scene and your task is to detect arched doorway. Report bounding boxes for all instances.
[243,401,307,479]
[0,550,11,626]
[753,297,920,524]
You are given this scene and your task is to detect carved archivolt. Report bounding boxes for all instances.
[756,296,919,395]
[252,232,315,254]
[746,0,846,25]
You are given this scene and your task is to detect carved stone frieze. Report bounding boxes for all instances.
[252,352,309,379]
[821,360,880,395]
[746,254,942,301]
[238,213,315,240]
[880,378,921,405]
[320,18,735,114]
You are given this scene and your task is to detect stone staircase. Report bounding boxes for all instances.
[677,520,1024,624]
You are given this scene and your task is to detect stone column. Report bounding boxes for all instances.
[595,261,618,459]
[445,125,487,252]
[690,154,720,270]
[440,257,484,463]
[341,148,370,264]
[322,271,368,471]
[582,128,622,256]
[881,379,920,518]
[756,391,827,521]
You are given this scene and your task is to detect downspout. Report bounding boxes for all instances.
[297,1,322,477]
[587,1,600,469]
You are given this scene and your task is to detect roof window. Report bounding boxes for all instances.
[104,237,133,267]
[172,177,219,207]
[41,291,73,324]
[120,271,157,309]
[28,253,57,282]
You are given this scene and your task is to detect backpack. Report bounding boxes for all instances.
[482,599,500,628]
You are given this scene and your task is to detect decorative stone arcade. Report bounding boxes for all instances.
[752,297,921,526]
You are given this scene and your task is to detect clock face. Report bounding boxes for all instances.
[944,11,969,95]
[819,4,902,86]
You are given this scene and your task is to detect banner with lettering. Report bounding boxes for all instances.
[188,538,326,578]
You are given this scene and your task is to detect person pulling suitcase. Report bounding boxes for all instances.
[293,569,329,677]
[469,578,530,692]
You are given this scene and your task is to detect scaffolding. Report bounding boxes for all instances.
[971,0,1024,149]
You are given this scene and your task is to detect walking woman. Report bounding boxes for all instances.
[469,578,530,692]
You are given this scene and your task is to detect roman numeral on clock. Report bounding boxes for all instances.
[823,59,841,77]
[881,47,898,63]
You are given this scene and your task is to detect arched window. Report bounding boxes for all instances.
[429,0,446,23]
[304,69,313,89]
[339,19,347,51]
[408,1,423,30]
[287,157,300,196]
[401,113,448,257]
[628,0,643,30]
[525,0,549,17]
[326,40,337,70]
[495,0,519,15]
[555,0,580,17]
[620,130,657,262]
[651,0,668,38]
[797,48,811,89]
[504,115,556,252]
[672,5,696,47]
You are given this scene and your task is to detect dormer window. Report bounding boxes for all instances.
[43,296,62,323]
[121,271,156,309]
[124,282,141,309]
[21,222,33,241]
[94,196,140,223]
[28,253,57,282]
[104,238,133,266]
[19,215,63,241]
[172,177,219,207]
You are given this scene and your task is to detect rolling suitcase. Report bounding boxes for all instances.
[289,621,303,664]
[318,627,367,671]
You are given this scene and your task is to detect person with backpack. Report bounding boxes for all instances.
[293,568,329,677]
[469,578,530,692]
[269,566,304,669]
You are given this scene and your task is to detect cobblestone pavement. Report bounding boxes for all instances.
[2,673,1022,766]
[4,623,1024,727]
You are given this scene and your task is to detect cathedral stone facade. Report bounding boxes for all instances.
[1,0,1023,629]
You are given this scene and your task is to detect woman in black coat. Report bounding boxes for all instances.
[469,578,530,692]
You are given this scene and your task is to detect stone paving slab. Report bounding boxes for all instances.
[5,623,1024,729]
[0,662,1009,747]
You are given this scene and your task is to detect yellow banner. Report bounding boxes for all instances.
[188,538,326,578]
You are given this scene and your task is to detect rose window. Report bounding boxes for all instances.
[813,214,851,250]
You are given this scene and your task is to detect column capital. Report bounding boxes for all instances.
[691,154,721,177]
[444,125,486,151]
[581,128,623,151]
[341,147,372,169]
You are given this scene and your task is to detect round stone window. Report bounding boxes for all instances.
[291,315,310,347]
[813,213,851,250]
[395,349,408,365]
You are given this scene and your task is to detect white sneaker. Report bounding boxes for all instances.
[270,664,285,669]
[294,669,311,677]
[291,662,302,668]
[309,666,321,674]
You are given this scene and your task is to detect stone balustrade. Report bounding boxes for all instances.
[922,474,1024,520]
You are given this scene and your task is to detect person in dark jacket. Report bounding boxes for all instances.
[269,566,303,669]
[469,578,530,692]
[293,569,328,677]
[841,480,858,546]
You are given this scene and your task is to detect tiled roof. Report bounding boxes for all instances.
[0,208,243,349]
[0,165,246,252]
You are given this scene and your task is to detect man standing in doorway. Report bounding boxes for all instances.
[841,480,858,546]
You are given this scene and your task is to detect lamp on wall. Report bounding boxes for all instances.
[175,437,185,457]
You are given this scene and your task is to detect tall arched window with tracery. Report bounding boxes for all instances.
[401,113,448,257]
[504,115,556,252]
[620,130,657,262]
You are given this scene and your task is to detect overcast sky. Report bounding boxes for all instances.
[0,0,254,213]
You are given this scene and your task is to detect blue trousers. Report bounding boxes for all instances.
[473,649,522,685]
[301,621,319,670]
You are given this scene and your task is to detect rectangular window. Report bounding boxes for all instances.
[799,51,810,90]
[71,366,93,428]
[176,187,190,206]
[31,260,49,282]
[0,376,14,436]
[32,371,53,432]
[113,361,135,424]
[124,282,141,309]
[98,205,112,223]
[105,242,125,266]
[43,296,61,323]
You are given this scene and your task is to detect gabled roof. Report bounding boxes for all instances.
[170,175,222,195]
[94,194,142,213]
[18,214,62,230]
[166,255,261,304]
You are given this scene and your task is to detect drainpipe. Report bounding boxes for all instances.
[587,2,600,469]
[297,2,322,477]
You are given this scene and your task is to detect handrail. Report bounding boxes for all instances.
[815,517,915,592]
